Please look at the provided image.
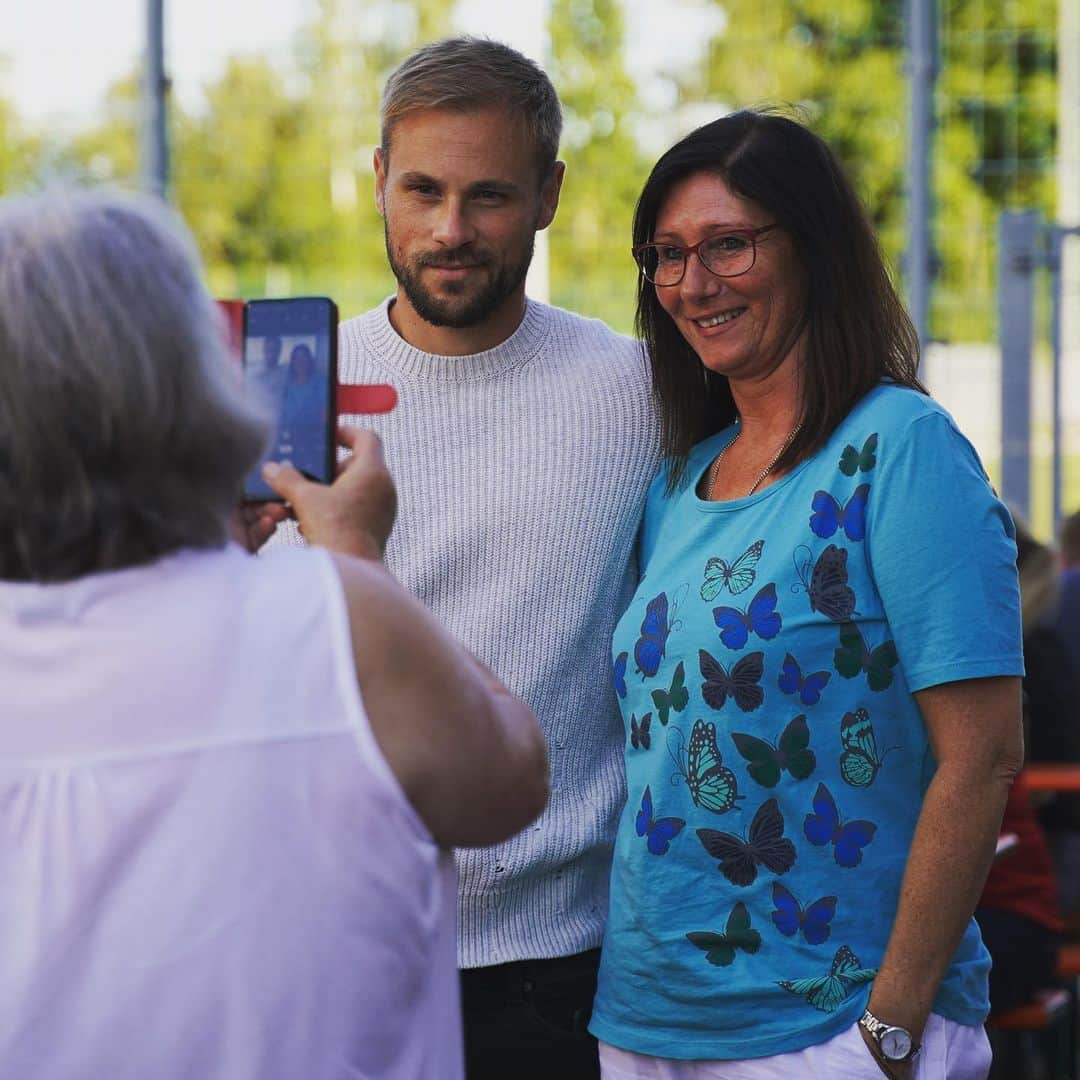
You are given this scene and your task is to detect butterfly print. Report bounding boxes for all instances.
[699,649,764,713]
[809,485,869,542]
[701,539,764,600]
[771,883,837,946]
[777,653,831,706]
[612,652,628,699]
[635,785,685,855]
[839,434,878,476]
[793,544,856,622]
[697,797,797,886]
[731,715,816,788]
[668,719,743,814]
[803,783,877,867]
[839,708,896,787]
[629,712,652,751]
[687,902,762,967]
[834,622,899,692]
[712,583,782,650]
[652,661,689,726]
[778,945,877,1012]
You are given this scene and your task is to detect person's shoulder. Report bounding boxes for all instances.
[529,299,644,366]
[843,383,967,445]
[339,299,392,343]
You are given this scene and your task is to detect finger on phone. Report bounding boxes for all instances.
[262,459,309,503]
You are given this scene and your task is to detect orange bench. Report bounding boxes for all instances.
[1059,942,1080,980]
[990,987,1071,1032]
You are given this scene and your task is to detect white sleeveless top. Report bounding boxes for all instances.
[0,544,461,1080]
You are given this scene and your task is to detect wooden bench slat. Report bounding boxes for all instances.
[990,988,1071,1031]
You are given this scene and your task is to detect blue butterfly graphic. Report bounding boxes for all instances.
[612,652,628,699]
[633,587,687,678]
[701,540,764,600]
[792,545,857,623]
[712,583,782,650]
[809,485,869,542]
[778,945,877,1012]
[777,653,831,706]
[771,883,837,946]
[636,785,685,855]
[803,783,877,868]
[667,719,744,814]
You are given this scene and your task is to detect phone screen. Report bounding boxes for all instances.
[243,297,337,501]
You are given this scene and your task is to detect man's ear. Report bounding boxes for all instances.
[536,161,565,231]
[374,147,387,217]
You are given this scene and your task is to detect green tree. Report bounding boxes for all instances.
[548,0,650,332]
[681,2,909,269]
[680,0,1059,342]
[0,92,39,194]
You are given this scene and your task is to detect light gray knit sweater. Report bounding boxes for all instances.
[280,297,661,967]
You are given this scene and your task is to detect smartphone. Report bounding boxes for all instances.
[243,297,338,502]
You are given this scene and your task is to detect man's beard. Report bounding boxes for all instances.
[384,223,534,330]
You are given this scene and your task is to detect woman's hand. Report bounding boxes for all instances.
[857,1023,913,1080]
[262,425,396,560]
[229,501,290,553]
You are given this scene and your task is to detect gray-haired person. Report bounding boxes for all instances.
[0,187,547,1079]
[272,35,660,1079]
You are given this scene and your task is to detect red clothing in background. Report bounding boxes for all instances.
[980,773,1063,933]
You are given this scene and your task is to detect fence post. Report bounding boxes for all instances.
[141,0,169,198]
[998,211,1040,520]
[905,0,937,372]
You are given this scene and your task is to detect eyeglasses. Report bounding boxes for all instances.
[632,225,778,286]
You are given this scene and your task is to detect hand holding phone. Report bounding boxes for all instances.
[262,426,397,560]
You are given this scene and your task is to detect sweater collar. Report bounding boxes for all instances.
[353,297,549,382]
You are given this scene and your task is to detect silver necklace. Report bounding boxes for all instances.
[705,422,802,500]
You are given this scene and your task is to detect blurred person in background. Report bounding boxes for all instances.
[1055,510,1080,682]
[0,187,547,1079]
[1011,512,1080,920]
[273,36,660,1079]
[973,514,1066,1020]
[589,111,1023,1080]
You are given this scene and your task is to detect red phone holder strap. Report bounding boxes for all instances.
[336,384,398,415]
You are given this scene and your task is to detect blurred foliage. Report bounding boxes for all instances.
[547,0,650,329]
[0,0,1063,340]
[684,0,1060,341]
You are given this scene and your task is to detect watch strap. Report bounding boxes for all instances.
[859,1009,920,1061]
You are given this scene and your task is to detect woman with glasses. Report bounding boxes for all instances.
[589,112,1022,1079]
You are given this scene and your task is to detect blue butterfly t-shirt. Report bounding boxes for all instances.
[590,385,1023,1061]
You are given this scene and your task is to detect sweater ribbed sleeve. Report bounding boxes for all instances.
[275,298,661,967]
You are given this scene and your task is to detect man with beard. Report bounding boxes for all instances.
[275,36,658,1080]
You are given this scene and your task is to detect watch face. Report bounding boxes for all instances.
[880,1027,912,1060]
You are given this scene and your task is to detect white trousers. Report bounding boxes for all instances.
[599,1014,991,1079]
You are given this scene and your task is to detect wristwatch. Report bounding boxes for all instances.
[859,1008,919,1062]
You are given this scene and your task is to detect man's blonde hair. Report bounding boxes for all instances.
[380,37,562,180]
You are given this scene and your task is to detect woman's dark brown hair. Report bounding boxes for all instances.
[633,110,925,490]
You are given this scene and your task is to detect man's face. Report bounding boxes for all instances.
[375,107,563,331]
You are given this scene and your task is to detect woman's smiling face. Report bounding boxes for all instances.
[653,171,808,387]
